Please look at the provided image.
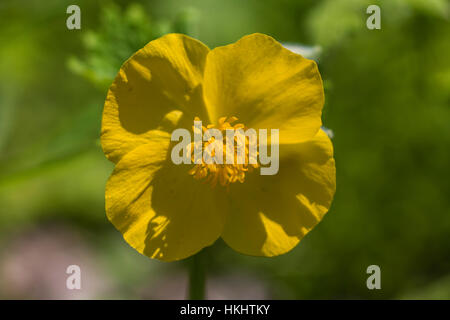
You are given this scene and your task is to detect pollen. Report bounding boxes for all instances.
[188,116,259,187]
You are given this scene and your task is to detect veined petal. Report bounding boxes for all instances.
[203,33,324,144]
[221,130,335,256]
[105,139,227,262]
[102,33,210,163]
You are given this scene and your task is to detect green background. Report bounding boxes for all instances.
[0,0,449,299]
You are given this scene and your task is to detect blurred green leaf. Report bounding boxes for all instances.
[399,274,450,299]
[68,3,162,89]
[68,3,200,90]
[407,0,449,18]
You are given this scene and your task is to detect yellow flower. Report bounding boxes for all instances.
[102,33,336,262]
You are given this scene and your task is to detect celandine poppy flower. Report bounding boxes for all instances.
[102,33,336,262]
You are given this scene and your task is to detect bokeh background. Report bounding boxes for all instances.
[0,0,449,299]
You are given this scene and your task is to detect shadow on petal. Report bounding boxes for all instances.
[143,158,227,261]
[222,132,335,256]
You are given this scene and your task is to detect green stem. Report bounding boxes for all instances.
[188,249,207,299]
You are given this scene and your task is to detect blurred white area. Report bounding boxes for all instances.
[282,43,322,60]
[0,224,270,300]
[321,126,335,139]
[0,225,113,299]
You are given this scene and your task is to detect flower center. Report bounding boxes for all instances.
[188,116,259,187]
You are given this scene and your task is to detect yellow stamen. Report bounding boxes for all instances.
[188,116,259,187]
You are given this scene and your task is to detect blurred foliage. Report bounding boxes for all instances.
[308,0,449,48]
[0,0,449,299]
[68,3,200,90]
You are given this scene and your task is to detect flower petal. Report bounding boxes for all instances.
[203,33,325,144]
[105,139,228,262]
[221,130,335,256]
[102,33,210,163]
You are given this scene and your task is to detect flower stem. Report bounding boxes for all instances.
[188,249,207,300]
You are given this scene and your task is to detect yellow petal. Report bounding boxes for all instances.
[101,33,210,163]
[203,33,324,144]
[221,129,335,256]
[105,138,227,262]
